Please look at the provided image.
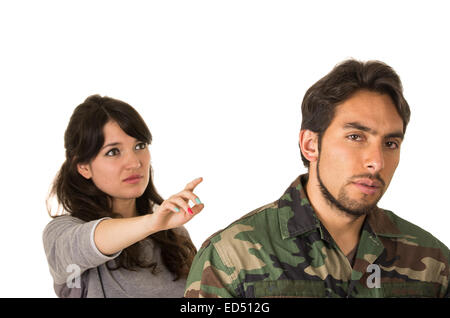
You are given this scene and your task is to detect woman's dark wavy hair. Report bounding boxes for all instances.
[300,59,411,168]
[47,95,197,280]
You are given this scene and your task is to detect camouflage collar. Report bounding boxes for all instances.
[278,174,321,240]
[278,174,404,240]
[366,207,404,237]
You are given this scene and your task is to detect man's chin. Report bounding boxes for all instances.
[324,188,379,217]
[316,164,382,217]
[338,185,389,217]
[338,204,377,217]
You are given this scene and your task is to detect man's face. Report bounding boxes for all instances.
[316,90,404,217]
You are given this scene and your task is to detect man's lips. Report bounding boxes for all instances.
[123,175,143,183]
[353,178,382,188]
[352,178,382,195]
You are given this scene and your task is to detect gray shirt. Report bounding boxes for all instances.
[42,215,188,298]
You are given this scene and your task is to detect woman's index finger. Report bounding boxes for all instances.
[184,177,203,191]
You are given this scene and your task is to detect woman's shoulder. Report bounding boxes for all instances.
[45,214,85,228]
[43,214,83,239]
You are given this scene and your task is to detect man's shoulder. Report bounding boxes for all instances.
[185,200,281,297]
[379,209,449,255]
[198,200,279,251]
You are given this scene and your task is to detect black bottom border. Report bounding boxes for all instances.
[1,297,448,315]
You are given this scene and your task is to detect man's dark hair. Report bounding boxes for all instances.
[300,59,411,168]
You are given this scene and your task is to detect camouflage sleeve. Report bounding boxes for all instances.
[184,238,238,298]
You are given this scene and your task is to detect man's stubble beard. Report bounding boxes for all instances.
[315,155,383,218]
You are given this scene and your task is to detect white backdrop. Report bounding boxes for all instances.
[0,0,448,297]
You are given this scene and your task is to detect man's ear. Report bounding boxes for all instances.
[77,163,92,180]
[299,129,319,164]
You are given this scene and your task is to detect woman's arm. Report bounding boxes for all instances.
[94,215,155,256]
[94,177,204,256]
[42,216,121,285]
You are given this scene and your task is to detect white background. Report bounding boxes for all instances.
[0,1,449,297]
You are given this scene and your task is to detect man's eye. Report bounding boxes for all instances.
[348,134,362,141]
[136,142,147,150]
[386,141,399,149]
[105,148,120,156]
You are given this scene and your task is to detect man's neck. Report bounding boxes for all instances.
[304,172,366,256]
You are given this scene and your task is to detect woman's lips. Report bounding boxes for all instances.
[123,175,142,184]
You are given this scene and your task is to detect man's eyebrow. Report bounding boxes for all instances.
[343,122,404,140]
[385,132,404,140]
[343,122,375,133]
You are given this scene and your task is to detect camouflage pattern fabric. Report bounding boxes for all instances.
[185,174,449,298]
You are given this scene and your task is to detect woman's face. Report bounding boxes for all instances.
[77,120,151,205]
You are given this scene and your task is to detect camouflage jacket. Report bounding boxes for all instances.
[185,174,449,298]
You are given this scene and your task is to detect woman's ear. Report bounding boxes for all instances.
[299,129,319,164]
[77,163,93,179]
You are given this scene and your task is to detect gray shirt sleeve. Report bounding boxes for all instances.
[42,215,121,286]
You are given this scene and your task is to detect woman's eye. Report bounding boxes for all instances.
[105,148,120,156]
[136,142,147,150]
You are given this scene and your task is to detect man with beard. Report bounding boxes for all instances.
[184,59,449,298]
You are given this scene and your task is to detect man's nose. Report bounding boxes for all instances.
[364,144,385,173]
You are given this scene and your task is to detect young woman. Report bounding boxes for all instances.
[43,95,204,297]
